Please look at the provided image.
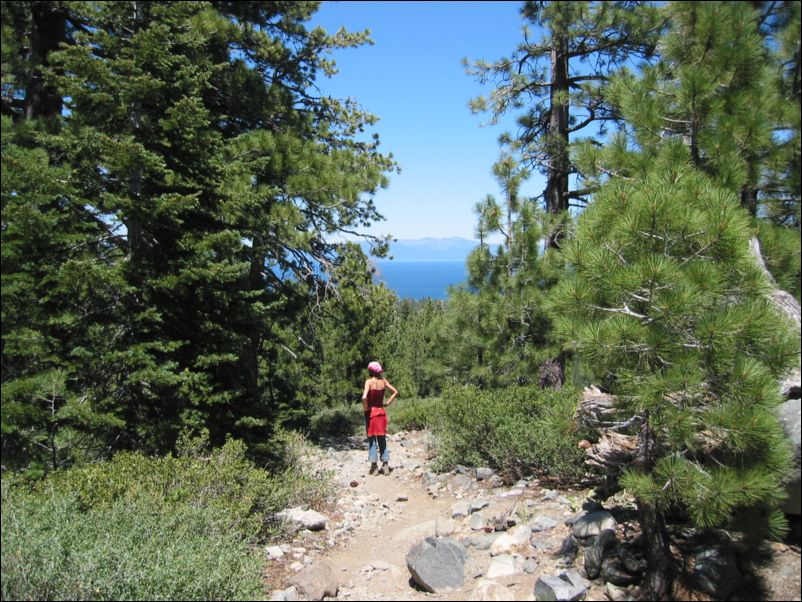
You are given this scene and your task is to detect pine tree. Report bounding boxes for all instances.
[312,243,396,409]
[1,1,125,470]
[576,2,799,221]
[443,153,556,388]
[571,0,801,306]
[467,1,662,248]
[551,154,799,598]
[1,115,127,470]
[558,6,801,595]
[2,1,395,465]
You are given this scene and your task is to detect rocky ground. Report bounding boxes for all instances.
[262,429,801,601]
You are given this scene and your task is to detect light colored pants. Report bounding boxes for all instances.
[368,435,389,463]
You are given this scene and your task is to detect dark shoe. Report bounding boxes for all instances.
[381,462,390,475]
[369,462,378,475]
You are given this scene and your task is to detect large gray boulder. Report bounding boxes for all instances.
[572,511,617,539]
[689,542,743,600]
[287,561,338,600]
[406,536,466,593]
[534,570,590,601]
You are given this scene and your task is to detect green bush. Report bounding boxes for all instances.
[387,397,440,432]
[309,403,364,438]
[429,385,588,482]
[308,398,442,438]
[1,431,333,600]
[40,436,329,542]
[1,484,265,601]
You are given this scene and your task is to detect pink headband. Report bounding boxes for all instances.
[368,361,383,374]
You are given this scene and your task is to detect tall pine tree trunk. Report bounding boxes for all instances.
[545,34,570,250]
[634,413,675,600]
[25,2,66,121]
[541,34,570,388]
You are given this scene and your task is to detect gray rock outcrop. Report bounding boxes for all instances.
[406,536,466,593]
[690,541,743,600]
[534,570,591,601]
[583,529,616,579]
[571,511,617,539]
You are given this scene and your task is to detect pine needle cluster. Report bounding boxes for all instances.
[551,160,799,537]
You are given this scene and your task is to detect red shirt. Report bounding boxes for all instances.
[365,387,387,436]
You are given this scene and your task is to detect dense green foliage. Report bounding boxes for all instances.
[379,299,447,399]
[4,0,797,472]
[553,163,798,531]
[1,430,325,600]
[1,2,800,598]
[429,385,588,482]
[2,493,266,601]
[575,1,801,224]
[1,1,395,469]
[312,245,396,408]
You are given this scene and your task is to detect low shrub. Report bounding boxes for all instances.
[1,485,265,601]
[1,431,332,600]
[429,385,588,482]
[387,397,439,432]
[41,435,329,542]
[309,403,364,438]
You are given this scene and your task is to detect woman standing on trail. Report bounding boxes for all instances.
[362,361,398,475]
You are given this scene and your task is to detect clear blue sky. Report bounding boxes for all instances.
[310,1,546,241]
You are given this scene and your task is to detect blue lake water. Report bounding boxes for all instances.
[373,261,467,300]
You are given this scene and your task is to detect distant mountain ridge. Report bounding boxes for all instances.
[363,237,479,262]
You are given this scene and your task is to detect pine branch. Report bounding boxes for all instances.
[590,303,651,321]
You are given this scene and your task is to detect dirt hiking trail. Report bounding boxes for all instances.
[264,430,801,602]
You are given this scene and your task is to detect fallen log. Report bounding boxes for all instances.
[584,432,638,472]
[575,386,640,481]
[573,385,643,433]
[749,237,801,327]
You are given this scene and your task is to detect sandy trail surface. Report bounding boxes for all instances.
[264,429,801,601]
